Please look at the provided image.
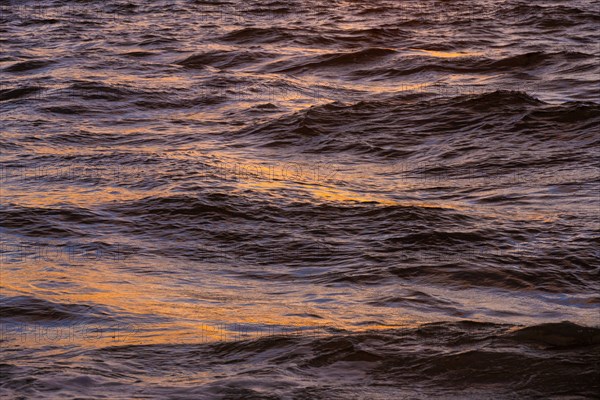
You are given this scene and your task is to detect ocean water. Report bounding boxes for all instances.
[1,0,599,398]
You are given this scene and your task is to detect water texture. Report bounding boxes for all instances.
[1,0,599,398]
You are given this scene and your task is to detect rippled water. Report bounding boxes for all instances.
[1,0,599,398]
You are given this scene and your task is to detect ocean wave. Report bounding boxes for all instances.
[177,50,277,70]
[263,48,398,73]
[3,321,595,399]
[3,0,599,398]
[3,59,54,72]
[231,90,599,155]
[0,295,112,323]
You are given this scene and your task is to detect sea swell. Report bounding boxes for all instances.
[1,0,599,398]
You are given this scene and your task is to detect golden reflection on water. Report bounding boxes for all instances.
[1,186,162,209]
[2,147,562,349]
[410,49,484,58]
[2,253,417,348]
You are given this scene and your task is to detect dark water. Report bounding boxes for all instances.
[1,0,600,398]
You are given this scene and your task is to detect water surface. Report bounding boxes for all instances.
[1,1,599,398]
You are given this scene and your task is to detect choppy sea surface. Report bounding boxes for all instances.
[1,0,599,398]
